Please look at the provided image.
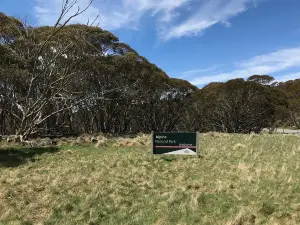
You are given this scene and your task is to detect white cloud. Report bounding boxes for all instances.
[33,0,258,40]
[189,46,300,86]
[180,65,223,78]
[163,0,254,40]
[34,0,191,29]
[276,72,300,82]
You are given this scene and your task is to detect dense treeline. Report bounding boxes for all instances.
[0,12,299,140]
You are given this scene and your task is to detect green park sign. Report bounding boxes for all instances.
[152,132,199,156]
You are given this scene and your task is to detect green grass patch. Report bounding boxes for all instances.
[1,133,300,224]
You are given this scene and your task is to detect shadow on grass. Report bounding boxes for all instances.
[161,157,178,162]
[0,147,60,168]
[160,155,204,162]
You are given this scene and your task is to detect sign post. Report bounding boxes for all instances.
[152,132,199,156]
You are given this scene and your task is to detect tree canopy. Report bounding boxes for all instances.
[0,12,299,139]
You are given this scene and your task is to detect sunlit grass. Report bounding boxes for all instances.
[1,133,300,224]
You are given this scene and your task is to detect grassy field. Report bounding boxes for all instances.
[1,133,300,225]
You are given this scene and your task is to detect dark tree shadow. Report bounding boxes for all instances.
[0,147,60,168]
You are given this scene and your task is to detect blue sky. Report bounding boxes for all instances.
[2,0,300,86]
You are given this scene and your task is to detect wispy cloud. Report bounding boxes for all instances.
[33,0,258,40]
[163,0,253,40]
[276,72,300,82]
[180,64,224,78]
[189,46,300,86]
[34,0,191,29]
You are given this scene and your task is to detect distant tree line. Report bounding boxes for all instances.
[0,11,299,140]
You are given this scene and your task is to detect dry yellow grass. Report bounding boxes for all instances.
[112,134,151,147]
[0,133,300,224]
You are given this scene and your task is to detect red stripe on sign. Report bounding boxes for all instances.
[154,146,197,148]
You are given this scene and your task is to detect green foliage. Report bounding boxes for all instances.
[1,12,194,137]
[277,79,300,128]
[247,75,275,85]
[0,12,25,44]
[0,12,299,137]
[186,78,289,133]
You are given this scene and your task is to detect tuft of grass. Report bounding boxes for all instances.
[1,134,300,224]
[112,134,151,147]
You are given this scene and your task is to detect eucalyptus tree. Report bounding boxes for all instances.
[0,1,98,140]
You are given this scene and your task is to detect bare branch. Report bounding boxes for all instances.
[36,0,94,58]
